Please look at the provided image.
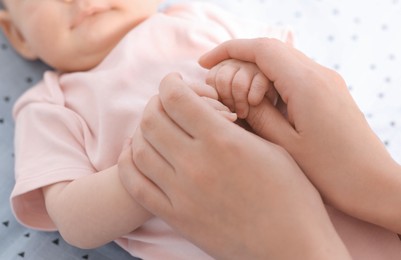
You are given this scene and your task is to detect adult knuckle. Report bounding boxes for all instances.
[132,144,146,165]
[140,111,155,132]
[140,97,162,131]
[257,37,282,50]
[165,87,187,105]
[130,183,146,204]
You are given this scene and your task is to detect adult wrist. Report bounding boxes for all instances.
[342,158,401,233]
[367,160,401,232]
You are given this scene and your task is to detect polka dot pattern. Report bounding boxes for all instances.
[206,0,401,162]
[1,0,401,259]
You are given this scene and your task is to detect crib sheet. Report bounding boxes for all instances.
[1,0,401,259]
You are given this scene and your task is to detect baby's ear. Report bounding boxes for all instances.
[0,10,38,60]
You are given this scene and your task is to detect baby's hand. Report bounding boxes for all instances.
[187,81,237,122]
[205,59,277,119]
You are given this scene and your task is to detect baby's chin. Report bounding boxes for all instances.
[49,52,107,73]
[56,27,134,72]
[49,39,120,73]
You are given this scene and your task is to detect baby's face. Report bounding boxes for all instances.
[1,0,161,71]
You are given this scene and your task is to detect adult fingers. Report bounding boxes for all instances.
[199,38,259,69]
[188,82,218,100]
[246,96,296,147]
[140,94,192,166]
[117,143,173,217]
[131,127,175,193]
[118,143,139,197]
[202,96,238,122]
[157,73,232,139]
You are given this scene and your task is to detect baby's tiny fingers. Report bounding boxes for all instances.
[205,65,219,87]
[214,65,237,111]
[232,68,253,119]
[248,72,271,106]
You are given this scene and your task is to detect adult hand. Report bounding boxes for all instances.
[119,73,351,260]
[200,38,401,232]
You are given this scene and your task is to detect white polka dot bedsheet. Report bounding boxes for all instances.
[1,0,400,259]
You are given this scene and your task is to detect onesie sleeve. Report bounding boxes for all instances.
[11,100,95,230]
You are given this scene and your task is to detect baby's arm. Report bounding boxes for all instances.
[205,59,277,119]
[41,85,236,250]
[42,157,152,249]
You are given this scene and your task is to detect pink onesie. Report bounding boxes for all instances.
[10,2,401,259]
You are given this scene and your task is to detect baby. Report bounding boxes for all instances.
[2,0,400,259]
[0,0,291,259]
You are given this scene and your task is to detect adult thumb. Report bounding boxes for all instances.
[246,98,295,148]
